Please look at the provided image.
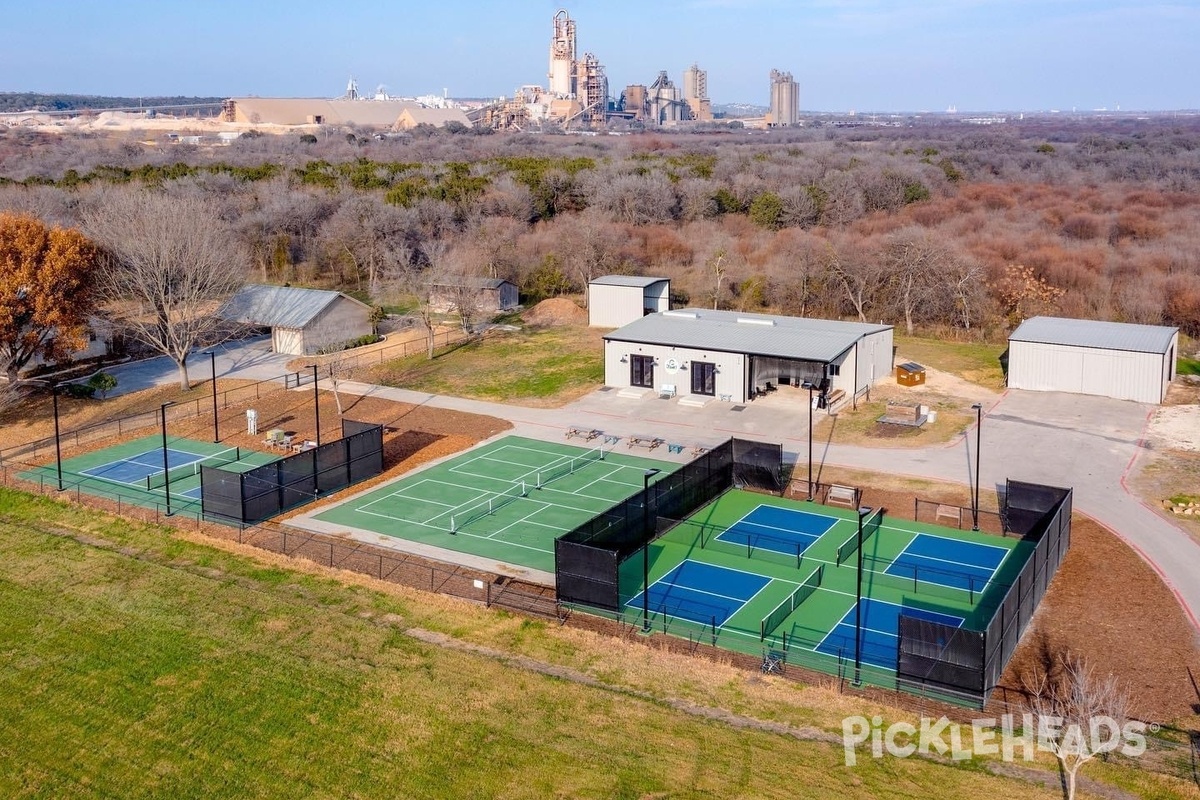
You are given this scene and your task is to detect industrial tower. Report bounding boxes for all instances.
[548,10,577,98]
[769,69,799,127]
[682,64,712,122]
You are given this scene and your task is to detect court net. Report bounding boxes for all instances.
[835,508,884,566]
[146,447,241,490]
[536,444,605,489]
[760,564,823,640]
[451,481,528,533]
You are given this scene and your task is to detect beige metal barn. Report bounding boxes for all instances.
[1006,316,1179,404]
[587,275,670,328]
[219,285,373,356]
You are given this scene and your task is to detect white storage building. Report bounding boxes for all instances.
[603,308,894,407]
[219,285,373,356]
[588,275,670,328]
[1007,316,1179,404]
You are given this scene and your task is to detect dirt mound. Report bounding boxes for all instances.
[523,298,586,327]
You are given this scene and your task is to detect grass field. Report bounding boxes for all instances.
[366,325,604,406]
[6,489,1195,799]
[313,435,673,573]
[893,335,1007,389]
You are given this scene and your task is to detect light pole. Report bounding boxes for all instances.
[801,380,816,501]
[853,505,872,687]
[160,400,176,516]
[971,403,982,531]
[204,350,220,443]
[50,382,63,491]
[311,363,321,447]
[641,467,661,633]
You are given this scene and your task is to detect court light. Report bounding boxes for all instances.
[160,400,176,516]
[641,468,662,633]
[971,403,983,531]
[203,350,219,443]
[801,380,816,502]
[853,505,873,687]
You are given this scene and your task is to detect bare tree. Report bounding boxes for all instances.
[1024,652,1139,800]
[826,236,886,322]
[708,248,727,310]
[83,191,248,390]
[559,210,619,306]
[883,228,947,336]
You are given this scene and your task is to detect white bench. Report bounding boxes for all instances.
[826,484,860,508]
[659,384,676,398]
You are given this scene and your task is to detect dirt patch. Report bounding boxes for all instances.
[891,356,1003,404]
[788,468,1200,723]
[1148,405,1200,452]
[1128,449,1200,543]
[522,298,587,327]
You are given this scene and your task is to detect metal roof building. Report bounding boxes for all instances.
[588,275,670,328]
[219,284,372,356]
[603,308,893,407]
[1007,316,1179,404]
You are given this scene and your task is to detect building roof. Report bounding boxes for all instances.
[227,97,419,127]
[219,285,368,329]
[431,277,514,290]
[604,308,892,363]
[1009,316,1178,355]
[589,275,669,288]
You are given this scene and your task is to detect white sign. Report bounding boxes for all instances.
[246,408,258,435]
[665,357,680,374]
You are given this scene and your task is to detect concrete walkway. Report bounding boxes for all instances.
[313,379,1200,634]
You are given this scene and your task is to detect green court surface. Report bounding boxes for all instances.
[18,435,278,518]
[313,435,675,574]
[616,489,1031,687]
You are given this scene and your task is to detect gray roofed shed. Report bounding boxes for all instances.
[605,308,892,363]
[590,275,669,288]
[1009,316,1178,354]
[219,284,373,356]
[1006,316,1179,403]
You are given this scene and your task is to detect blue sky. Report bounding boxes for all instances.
[2,0,1196,111]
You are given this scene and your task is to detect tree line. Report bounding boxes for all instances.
[0,119,1197,389]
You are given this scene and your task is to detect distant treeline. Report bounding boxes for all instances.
[0,93,225,113]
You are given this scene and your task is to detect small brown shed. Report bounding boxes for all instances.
[896,362,926,386]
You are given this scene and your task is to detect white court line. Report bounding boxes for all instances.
[352,506,553,554]
[747,503,839,537]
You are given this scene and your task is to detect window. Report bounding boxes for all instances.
[691,362,716,396]
[630,354,654,388]
[827,364,840,376]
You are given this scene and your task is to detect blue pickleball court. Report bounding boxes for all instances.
[884,533,1008,593]
[625,560,771,629]
[815,598,964,671]
[713,504,838,558]
[81,448,206,486]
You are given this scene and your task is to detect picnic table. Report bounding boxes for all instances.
[627,436,665,451]
[565,426,602,441]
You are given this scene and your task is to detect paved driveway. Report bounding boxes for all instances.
[101,336,295,397]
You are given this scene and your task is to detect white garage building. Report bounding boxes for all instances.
[1007,316,1179,404]
[588,275,670,328]
[603,308,894,407]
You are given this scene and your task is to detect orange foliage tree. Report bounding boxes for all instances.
[0,212,98,382]
[991,263,1065,326]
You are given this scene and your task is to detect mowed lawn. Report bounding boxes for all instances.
[367,325,604,407]
[0,490,1183,799]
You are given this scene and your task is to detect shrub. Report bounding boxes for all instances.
[62,382,95,399]
[85,372,118,399]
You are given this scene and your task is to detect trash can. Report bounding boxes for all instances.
[896,362,926,386]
